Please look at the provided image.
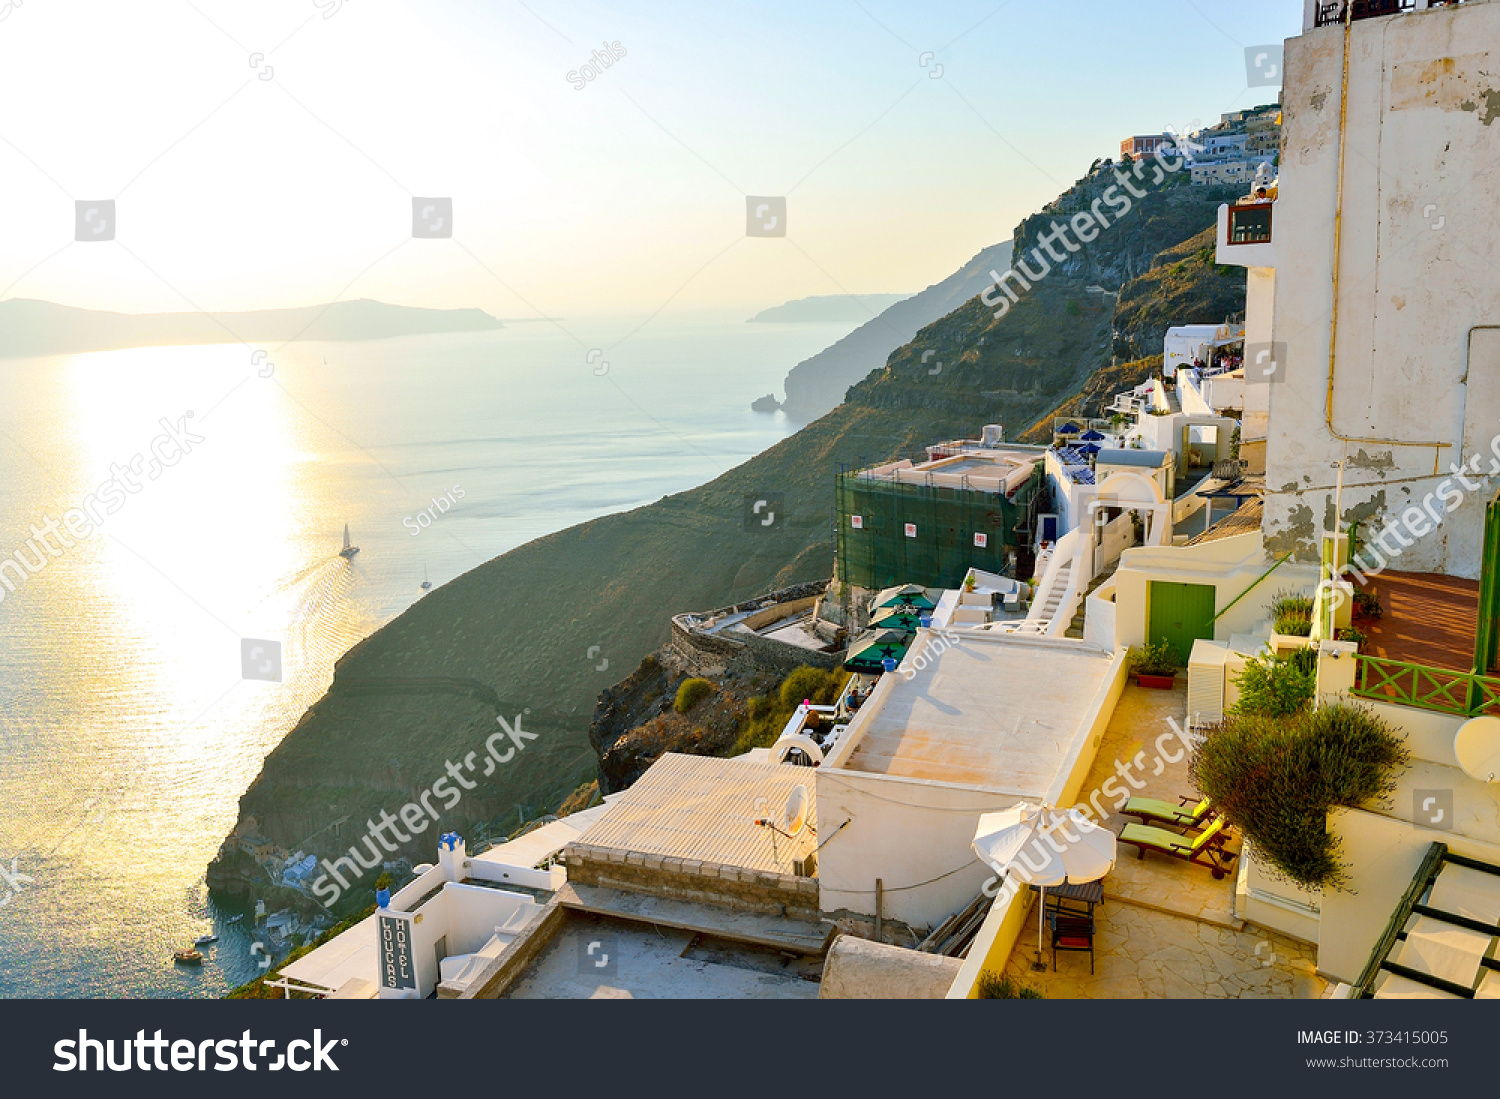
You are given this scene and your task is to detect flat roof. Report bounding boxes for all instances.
[279,914,377,994]
[472,802,613,872]
[1096,448,1170,467]
[571,753,817,873]
[502,914,820,1000]
[834,631,1115,791]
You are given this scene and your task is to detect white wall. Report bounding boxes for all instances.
[815,770,1025,929]
[1265,6,1500,577]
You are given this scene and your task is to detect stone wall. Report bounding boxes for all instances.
[668,581,844,679]
[566,842,820,920]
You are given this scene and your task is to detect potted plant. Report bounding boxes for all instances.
[963,573,977,593]
[1352,589,1382,621]
[1337,625,1367,651]
[1127,639,1180,688]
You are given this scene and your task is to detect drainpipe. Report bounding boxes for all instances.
[1324,7,1448,474]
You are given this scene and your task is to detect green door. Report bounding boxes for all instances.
[1148,582,1216,664]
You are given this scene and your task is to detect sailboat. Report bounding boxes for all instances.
[420,565,432,591]
[339,524,359,559]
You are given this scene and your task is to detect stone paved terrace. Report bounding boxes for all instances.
[998,681,1325,999]
[1001,899,1323,999]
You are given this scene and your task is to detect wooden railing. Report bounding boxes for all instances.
[1352,655,1500,717]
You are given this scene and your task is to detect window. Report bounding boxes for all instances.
[1228,203,1272,245]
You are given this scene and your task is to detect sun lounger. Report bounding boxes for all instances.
[1119,815,1236,879]
[1123,794,1211,831]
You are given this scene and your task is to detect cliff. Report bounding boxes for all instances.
[209,155,1246,916]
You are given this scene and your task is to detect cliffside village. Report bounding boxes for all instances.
[257,2,1500,1002]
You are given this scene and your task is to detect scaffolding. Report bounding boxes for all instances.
[835,464,1045,591]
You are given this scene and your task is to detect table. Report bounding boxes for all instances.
[1031,879,1103,916]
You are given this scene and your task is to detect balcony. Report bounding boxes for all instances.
[1310,1,1467,31]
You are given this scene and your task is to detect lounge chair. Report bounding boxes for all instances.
[1123,794,1211,831]
[1049,912,1095,973]
[1119,815,1237,879]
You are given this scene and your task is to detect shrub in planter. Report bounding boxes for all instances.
[976,971,1044,999]
[1353,589,1383,620]
[1190,702,1408,890]
[1229,651,1316,719]
[1272,610,1313,636]
[1127,639,1179,683]
[1336,626,1367,650]
[1268,589,1315,637]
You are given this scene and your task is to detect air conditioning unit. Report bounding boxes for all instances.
[1187,638,1229,726]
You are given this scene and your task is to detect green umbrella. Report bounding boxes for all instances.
[871,583,936,612]
[870,606,925,632]
[844,628,914,673]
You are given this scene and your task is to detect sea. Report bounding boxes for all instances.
[0,313,856,998]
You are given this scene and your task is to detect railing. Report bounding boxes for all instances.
[1352,655,1500,717]
[1314,1,1419,28]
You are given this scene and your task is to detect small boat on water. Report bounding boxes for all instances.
[195,933,218,946]
[339,523,360,559]
[225,914,244,925]
[420,565,432,591]
[173,949,204,965]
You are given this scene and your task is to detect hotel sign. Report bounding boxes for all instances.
[378,914,416,991]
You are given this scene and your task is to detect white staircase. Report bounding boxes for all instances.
[1002,528,1087,638]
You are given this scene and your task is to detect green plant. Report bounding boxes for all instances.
[1337,626,1367,650]
[1353,589,1383,619]
[1190,702,1409,890]
[1127,639,1179,677]
[1269,588,1314,637]
[674,677,713,713]
[1269,589,1314,619]
[976,971,1044,999]
[1273,611,1312,637]
[1229,651,1315,718]
[725,666,849,757]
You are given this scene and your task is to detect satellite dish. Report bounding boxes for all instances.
[784,784,809,838]
[1455,715,1500,784]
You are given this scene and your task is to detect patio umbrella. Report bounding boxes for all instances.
[972,803,1117,970]
[843,628,913,673]
[1055,422,1081,436]
[871,583,936,612]
[1080,429,1106,441]
[870,606,923,632]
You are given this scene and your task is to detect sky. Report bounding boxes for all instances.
[0,0,1302,321]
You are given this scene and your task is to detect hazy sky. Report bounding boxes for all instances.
[0,0,1300,320]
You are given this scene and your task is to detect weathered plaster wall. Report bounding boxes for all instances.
[1265,7,1500,578]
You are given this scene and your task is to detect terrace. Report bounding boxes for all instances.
[994,682,1327,999]
[1352,569,1500,718]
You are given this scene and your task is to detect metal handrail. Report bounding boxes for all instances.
[1209,550,1293,622]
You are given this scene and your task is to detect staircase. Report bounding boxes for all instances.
[1065,558,1121,639]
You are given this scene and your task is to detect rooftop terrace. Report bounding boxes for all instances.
[831,631,1116,791]
[995,682,1326,999]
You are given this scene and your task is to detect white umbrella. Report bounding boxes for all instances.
[972,803,1117,970]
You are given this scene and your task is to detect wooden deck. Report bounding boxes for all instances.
[1360,570,1480,673]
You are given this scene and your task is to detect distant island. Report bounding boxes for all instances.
[0,298,503,358]
[746,294,908,324]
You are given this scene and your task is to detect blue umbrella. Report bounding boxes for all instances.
[1080,429,1106,441]
[1055,422,1081,435]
